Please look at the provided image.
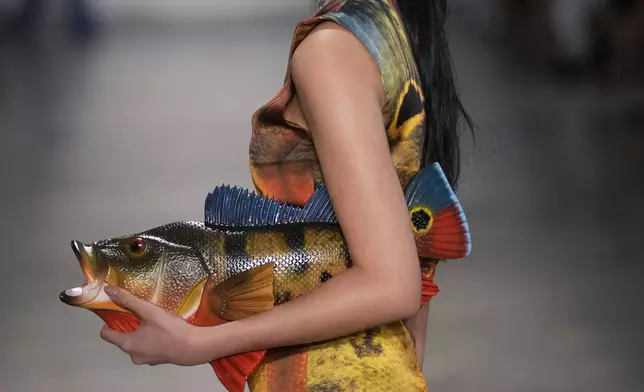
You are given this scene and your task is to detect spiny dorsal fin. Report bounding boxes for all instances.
[204,184,337,228]
[296,185,337,224]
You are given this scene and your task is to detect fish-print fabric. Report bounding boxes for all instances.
[248,1,436,390]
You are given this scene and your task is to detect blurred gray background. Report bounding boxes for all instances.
[1,0,643,391]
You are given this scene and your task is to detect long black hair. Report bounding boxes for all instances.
[396,0,473,188]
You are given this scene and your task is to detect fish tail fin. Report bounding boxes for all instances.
[404,162,472,261]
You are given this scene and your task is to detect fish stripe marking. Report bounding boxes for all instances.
[274,226,309,275]
[224,231,249,260]
[284,226,306,251]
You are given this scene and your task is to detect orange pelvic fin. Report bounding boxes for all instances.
[193,263,276,391]
[93,310,140,332]
[211,350,266,392]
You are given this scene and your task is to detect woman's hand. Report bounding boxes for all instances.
[99,285,216,366]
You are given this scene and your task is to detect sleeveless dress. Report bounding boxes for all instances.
[247,1,439,390]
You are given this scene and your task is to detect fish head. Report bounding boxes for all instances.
[60,221,212,328]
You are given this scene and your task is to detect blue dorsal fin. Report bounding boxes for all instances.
[295,185,338,223]
[204,184,337,228]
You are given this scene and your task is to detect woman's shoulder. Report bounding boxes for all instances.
[296,0,421,122]
[310,0,413,65]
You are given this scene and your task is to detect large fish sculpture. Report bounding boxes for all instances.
[59,162,471,392]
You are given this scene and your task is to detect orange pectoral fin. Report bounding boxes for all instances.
[210,263,276,321]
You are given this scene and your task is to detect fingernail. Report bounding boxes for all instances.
[104,285,119,297]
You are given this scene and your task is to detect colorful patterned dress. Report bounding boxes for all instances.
[247,1,438,390]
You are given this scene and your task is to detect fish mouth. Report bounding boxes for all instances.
[60,241,129,313]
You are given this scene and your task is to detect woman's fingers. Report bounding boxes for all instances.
[104,285,158,319]
[100,324,130,351]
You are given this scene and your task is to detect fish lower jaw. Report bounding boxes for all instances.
[60,280,104,306]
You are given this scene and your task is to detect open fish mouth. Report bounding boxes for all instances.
[59,240,120,311]
[59,280,105,305]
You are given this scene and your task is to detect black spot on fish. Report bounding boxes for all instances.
[223,231,248,260]
[284,226,305,251]
[395,81,424,129]
[321,271,332,282]
[276,291,291,305]
[412,209,432,231]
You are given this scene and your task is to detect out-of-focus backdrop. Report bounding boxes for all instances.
[1,1,642,391]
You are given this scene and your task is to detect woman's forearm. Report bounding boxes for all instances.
[197,265,421,359]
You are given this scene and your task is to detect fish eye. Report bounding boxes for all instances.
[125,237,146,256]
